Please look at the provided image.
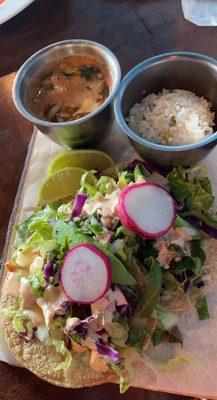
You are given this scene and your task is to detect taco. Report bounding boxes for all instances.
[1,160,217,392]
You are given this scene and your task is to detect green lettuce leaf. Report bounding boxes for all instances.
[152,327,183,347]
[53,350,72,372]
[150,353,201,372]
[28,220,53,240]
[16,205,57,240]
[12,312,25,332]
[113,347,144,393]
[106,321,129,347]
[174,215,203,240]
[201,209,217,229]
[134,163,150,181]
[96,176,116,194]
[175,256,197,273]
[28,268,46,297]
[136,257,162,317]
[22,231,43,251]
[49,339,73,372]
[51,339,67,355]
[196,297,210,321]
[117,172,130,190]
[155,305,178,330]
[39,239,56,258]
[168,166,216,226]
[110,364,131,394]
[191,240,206,266]
[57,203,72,220]
[128,317,155,351]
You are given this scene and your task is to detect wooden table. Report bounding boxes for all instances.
[1,0,217,398]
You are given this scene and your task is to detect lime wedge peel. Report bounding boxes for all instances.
[48,149,114,176]
[38,167,96,206]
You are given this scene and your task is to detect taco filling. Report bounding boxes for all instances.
[2,161,217,392]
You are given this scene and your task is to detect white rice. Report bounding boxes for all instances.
[127,89,215,146]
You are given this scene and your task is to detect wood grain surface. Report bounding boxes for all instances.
[1,0,217,398]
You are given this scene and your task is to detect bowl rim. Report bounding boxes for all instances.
[114,51,217,152]
[12,39,121,127]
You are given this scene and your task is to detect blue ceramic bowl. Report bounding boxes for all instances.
[114,52,217,168]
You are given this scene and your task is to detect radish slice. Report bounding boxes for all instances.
[118,182,176,239]
[60,243,111,304]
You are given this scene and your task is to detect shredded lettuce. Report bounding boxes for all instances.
[136,257,162,318]
[128,317,156,352]
[51,339,67,355]
[168,166,217,228]
[117,172,129,190]
[79,170,98,197]
[28,268,46,297]
[106,322,129,347]
[152,327,183,347]
[28,220,53,240]
[149,353,201,372]
[39,239,56,257]
[154,305,178,330]
[12,312,25,332]
[110,364,131,394]
[134,163,150,181]
[175,215,203,240]
[16,205,57,240]
[112,347,144,393]
[22,231,43,251]
[50,339,73,372]
[53,350,72,372]
[57,203,72,220]
[196,297,210,321]
[109,239,127,261]
[96,176,116,194]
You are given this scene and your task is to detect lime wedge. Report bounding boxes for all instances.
[38,167,96,206]
[48,150,114,176]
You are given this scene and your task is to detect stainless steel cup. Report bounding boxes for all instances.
[13,39,121,148]
[114,52,217,168]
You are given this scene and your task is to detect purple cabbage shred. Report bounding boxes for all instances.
[18,323,37,343]
[75,325,88,340]
[183,280,190,294]
[44,260,55,281]
[197,281,205,289]
[70,193,88,220]
[116,303,131,318]
[96,342,120,363]
[55,301,71,316]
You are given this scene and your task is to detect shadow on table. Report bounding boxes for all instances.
[0,361,190,400]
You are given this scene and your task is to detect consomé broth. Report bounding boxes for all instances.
[26,54,111,123]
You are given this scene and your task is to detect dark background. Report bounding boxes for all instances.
[0,0,217,399]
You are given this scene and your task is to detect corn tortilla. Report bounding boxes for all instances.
[1,273,116,388]
[1,162,217,388]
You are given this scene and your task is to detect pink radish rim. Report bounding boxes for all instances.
[60,243,112,304]
[118,182,176,239]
